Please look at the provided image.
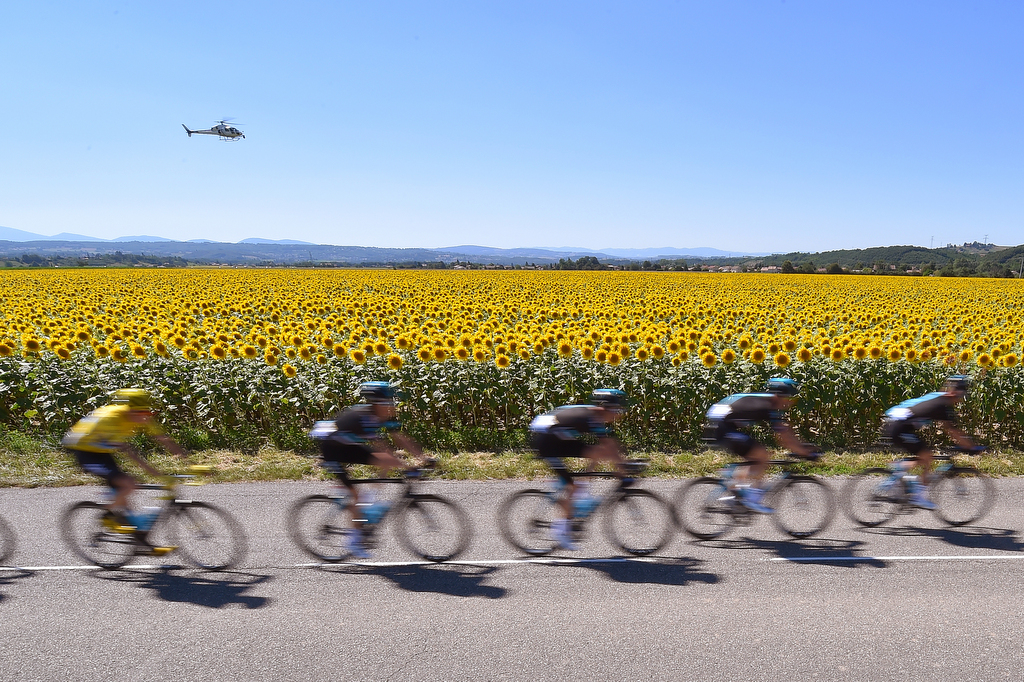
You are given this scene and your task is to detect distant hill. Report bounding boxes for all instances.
[239,238,316,245]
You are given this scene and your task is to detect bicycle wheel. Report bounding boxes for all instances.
[603,489,674,556]
[497,489,559,556]
[288,494,351,562]
[770,475,836,539]
[60,501,136,569]
[395,494,472,562]
[0,514,16,564]
[170,501,247,570]
[841,468,899,528]
[931,467,996,527]
[673,477,735,540]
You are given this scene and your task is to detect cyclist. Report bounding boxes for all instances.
[705,377,819,514]
[882,375,984,510]
[62,388,187,555]
[528,389,629,550]
[309,381,425,559]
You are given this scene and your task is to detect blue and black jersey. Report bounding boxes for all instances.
[706,394,786,431]
[885,392,957,429]
[529,405,611,441]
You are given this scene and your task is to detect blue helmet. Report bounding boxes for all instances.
[766,377,800,397]
[358,381,397,404]
[590,388,628,409]
[944,375,971,394]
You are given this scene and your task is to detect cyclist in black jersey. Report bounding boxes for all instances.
[529,389,629,549]
[705,378,818,514]
[882,375,984,510]
[309,382,424,558]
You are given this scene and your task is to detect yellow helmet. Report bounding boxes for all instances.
[111,388,154,410]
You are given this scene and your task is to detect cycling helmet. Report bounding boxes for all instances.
[111,388,154,411]
[590,388,628,409]
[944,375,971,394]
[766,377,800,397]
[358,381,397,404]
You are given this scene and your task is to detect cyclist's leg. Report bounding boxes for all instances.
[533,432,576,518]
[582,437,627,477]
[72,449,135,512]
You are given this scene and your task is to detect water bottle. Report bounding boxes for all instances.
[363,501,390,525]
[129,507,160,532]
[572,494,600,519]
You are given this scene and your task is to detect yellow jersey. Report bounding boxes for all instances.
[62,404,164,453]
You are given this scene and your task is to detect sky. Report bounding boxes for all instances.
[1,1,1021,253]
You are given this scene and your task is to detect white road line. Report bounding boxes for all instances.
[770,554,1024,563]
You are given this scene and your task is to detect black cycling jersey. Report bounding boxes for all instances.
[529,405,611,440]
[330,404,400,444]
[707,394,785,430]
[885,392,956,428]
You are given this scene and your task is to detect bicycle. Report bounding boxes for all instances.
[61,466,248,571]
[842,447,995,528]
[497,461,674,556]
[0,514,14,564]
[288,462,472,563]
[674,456,836,540]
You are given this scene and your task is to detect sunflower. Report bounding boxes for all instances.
[722,349,736,364]
[95,345,110,357]
[977,352,993,368]
[558,342,572,358]
[24,338,41,353]
[518,348,531,361]
[830,348,844,362]
[636,347,650,361]
[211,345,227,360]
[853,347,868,360]
[286,348,297,359]
[774,352,791,368]
[533,342,545,355]
[0,344,13,357]
[183,347,199,361]
[387,353,403,370]
[869,346,883,359]
[154,340,169,356]
[887,348,902,362]
[433,347,447,362]
[596,350,608,363]
[113,348,130,362]
[281,363,297,378]
[350,350,366,364]
[959,350,973,363]
[795,348,811,362]
[495,354,510,368]
[702,352,717,367]
[767,342,781,355]
[667,340,680,353]
[56,347,71,360]
[417,346,432,362]
[473,348,487,362]
[172,336,187,348]
[607,351,621,366]
[783,339,797,352]
[651,345,665,360]
[905,349,918,362]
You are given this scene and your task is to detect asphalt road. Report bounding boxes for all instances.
[3,477,1024,681]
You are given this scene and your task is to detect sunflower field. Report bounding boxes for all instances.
[1,269,1022,453]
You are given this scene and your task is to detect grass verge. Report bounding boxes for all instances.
[3,436,1024,488]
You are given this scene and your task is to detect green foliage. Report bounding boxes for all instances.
[2,352,1022,456]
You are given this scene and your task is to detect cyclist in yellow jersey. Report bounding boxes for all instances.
[63,389,188,553]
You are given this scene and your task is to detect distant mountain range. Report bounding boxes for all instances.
[0,226,765,264]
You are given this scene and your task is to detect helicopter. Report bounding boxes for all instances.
[182,120,245,140]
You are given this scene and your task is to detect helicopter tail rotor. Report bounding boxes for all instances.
[182,124,193,137]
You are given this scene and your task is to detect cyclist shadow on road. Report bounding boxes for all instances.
[96,568,273,609]
[0,568,34,605]
[691,537,888,568]
[318,563,507,599]
[577,557,720,586]
[862,525,1024,553]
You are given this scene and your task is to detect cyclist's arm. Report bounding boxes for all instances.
[939,422,976,450]
[118,445,165,478]
[774,423,812,457]
[388,431,424,460]
[152,432,188,459]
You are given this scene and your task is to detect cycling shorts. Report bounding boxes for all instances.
[715,423,757,459]
[69,449,126,486]
[317,440,374,485]
[532,432,587,485]
[884,420,927,456]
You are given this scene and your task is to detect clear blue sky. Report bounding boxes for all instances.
[2,1,1021,253]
